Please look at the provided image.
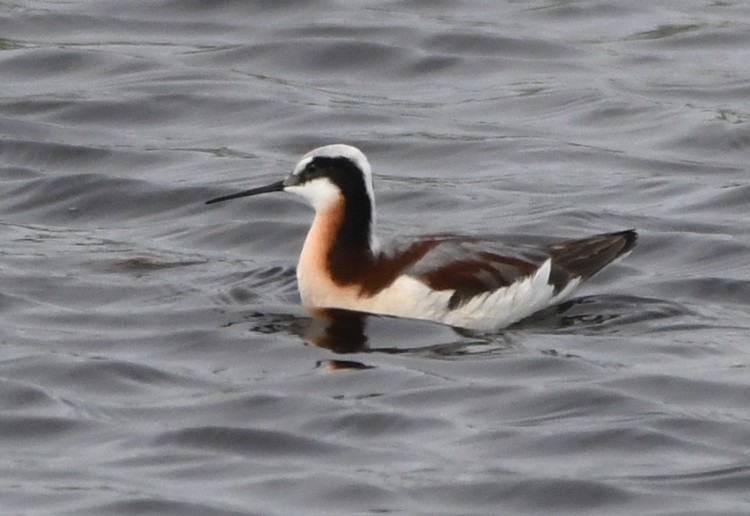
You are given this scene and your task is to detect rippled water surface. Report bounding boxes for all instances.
[2,1,750,514]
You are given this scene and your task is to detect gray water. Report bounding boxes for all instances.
[2,1,750,514]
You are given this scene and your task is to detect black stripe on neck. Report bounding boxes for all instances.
[309,156,374,282]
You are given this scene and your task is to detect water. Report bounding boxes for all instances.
[1,1,749,514]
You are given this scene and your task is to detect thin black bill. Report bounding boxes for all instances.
[205,180,285,205]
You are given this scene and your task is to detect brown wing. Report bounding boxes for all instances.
[390,230,637,309]
[400,236,552,309]
[545,229,637,282]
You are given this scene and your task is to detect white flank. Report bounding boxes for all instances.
[346,259,584,332]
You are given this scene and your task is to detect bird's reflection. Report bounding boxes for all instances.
[239,294,677,371]
[300,307,371,354]
[293,308,374,371]
[291,307,516,370]
[240,302,505,357]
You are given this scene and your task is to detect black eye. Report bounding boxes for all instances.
[304,162,321,179]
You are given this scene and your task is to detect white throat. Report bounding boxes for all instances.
[284,177,342,212]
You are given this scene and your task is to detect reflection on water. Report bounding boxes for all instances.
[301,308,369,354]
[316,359,374,372]
[514,294,693,334]
[241,293,690,370]
[297,308,518,361]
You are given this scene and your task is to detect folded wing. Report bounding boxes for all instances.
[397,230,636,309]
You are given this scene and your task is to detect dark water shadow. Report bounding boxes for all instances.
[230,292,694,370]
[241,307,516,370]
[512,294,696,335]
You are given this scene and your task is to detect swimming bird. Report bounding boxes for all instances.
[206,144,636,332]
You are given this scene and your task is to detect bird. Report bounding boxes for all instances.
[206,144,636,332]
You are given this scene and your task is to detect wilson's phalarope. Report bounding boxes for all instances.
[206,144,636,331]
